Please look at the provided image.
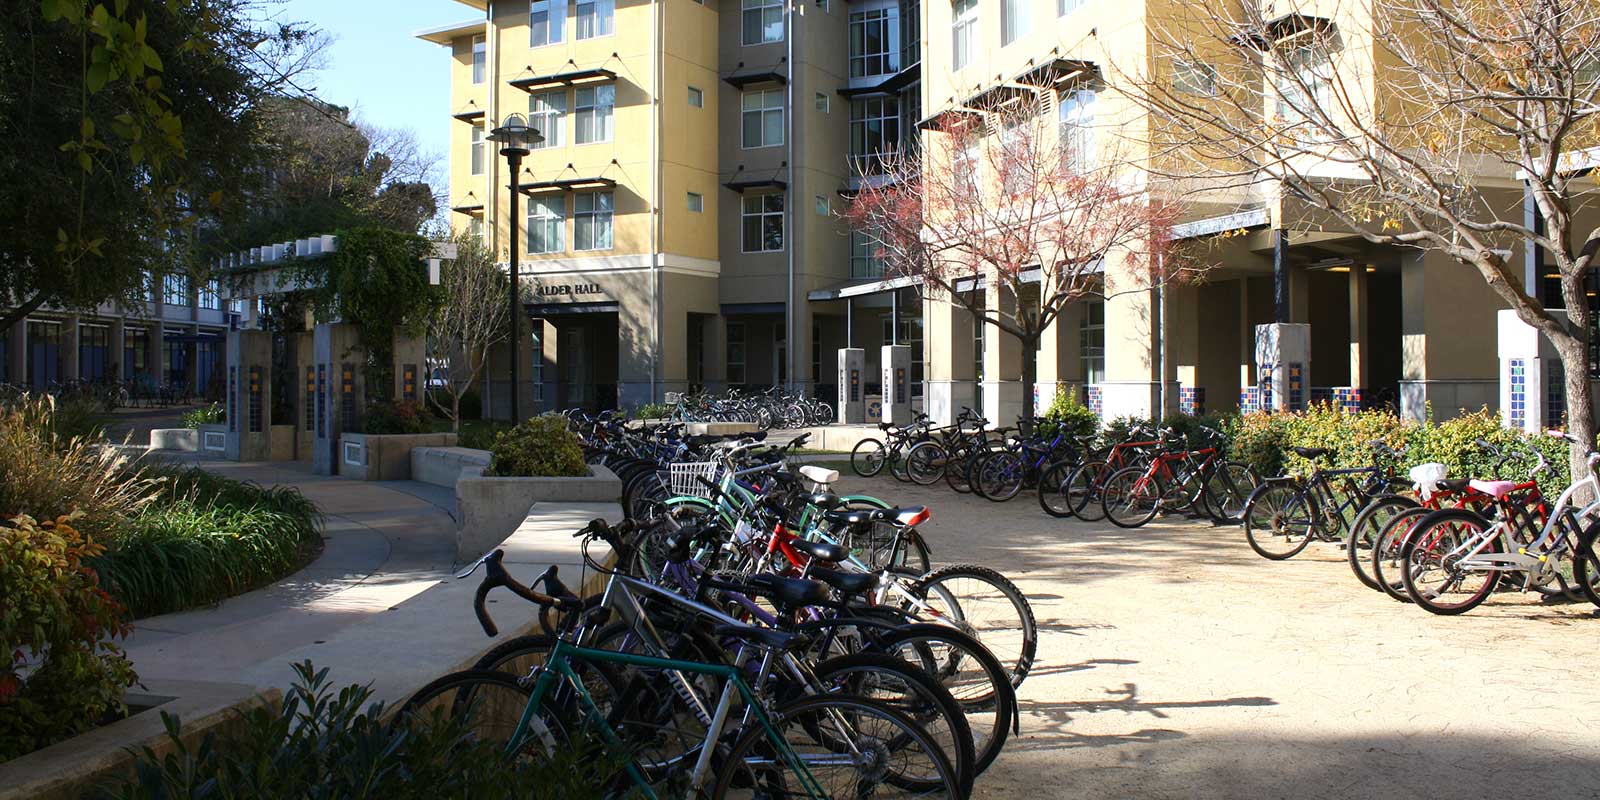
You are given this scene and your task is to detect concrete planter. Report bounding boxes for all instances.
[455,464,621,560]
[411,446,491,488]
[338,432,458,481]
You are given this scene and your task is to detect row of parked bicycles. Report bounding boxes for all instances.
[845,409,1263,529]
[399,416,1035,797]
[666,387,836,430]
[1239,431,1600,616]
[0,376,205,409]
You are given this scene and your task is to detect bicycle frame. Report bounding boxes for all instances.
[1447,472,1600,587]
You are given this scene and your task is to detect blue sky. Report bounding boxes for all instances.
[274,1,465,169]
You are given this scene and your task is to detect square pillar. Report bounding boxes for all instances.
[1349,263,1370,404]
[312,322,362,474]
[981,281,1024,424]
[1102,273,1160,418]
[224,329,272,461]
[923,295,977,425]
[1498,308,1553,433]
[62,315,81,381]
[881,344,912,425]
[837,347,865,423]
[108,319,126,383]
[1255,323,1311,412]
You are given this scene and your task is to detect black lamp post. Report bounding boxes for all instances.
[488,114,542,423]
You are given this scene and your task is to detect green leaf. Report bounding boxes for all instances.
[86,63,109,93]
[81,117,95,140]
[40,0,65,22]
[142,45,162,72]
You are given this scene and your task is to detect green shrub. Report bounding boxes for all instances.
[457,420,512,451]
[487,414,588,477]
[102,661,616,799]
[634,402,672,420]
[1,513,138,762]
[363,399,433,435]
[1034,386,1099,441]
[180,402,224,428]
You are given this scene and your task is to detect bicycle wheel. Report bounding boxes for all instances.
[1400,508,1501,615]
[1346,495,1418,591]
[976,451,1025,502]
[905,440,948,486]
[1064,460,1109,521]
[873,624,1017,777]
[1202,462,1259,524]
[890,445,914,482]
[811,652,976,796]
[1574,518,1600,608]
[852,438,888,477]
[945,449,977,493]
[1372,506,1431,602]
[712,694,962,799]
[1037,460,1077,518]
[1100,466,1161,528]
[909,564,1038,688]
[1243,483,1316,560]
[397,669,542,753]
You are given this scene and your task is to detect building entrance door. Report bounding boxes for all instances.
[562,327,588,406]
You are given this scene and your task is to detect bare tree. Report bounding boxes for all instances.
[1117,0,1600,475]
[426,233,508,431]
[844,97,1187,423]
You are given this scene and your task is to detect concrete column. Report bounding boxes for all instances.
[187,324,202,396]
[150,326,168,389]
[393,335,426,404]
[1239,280,1254,396]
[108,319,125,383]
[1255,322,1311,412]
[658,305,689,403]
[225,329,272,461]
[924,294,976,425]
[1349,263,1370,396]
[62,315,81,381]
[703,315,728,393]
[1400,250,1503,422]
[881,344,912,424]
[1497,308,1549,433]
[981,280,1024,424]
[311,323,363,474]
[1102,251,1160,419]
[618,300,653,410]
[837,348,865,423]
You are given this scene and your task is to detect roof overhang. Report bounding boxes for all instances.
[1015,58,1099,89]
[1171,207,1271,239]
[509,67,618,93]
[1231,12,1336,50]
[517,176,618,195]
[724,68,788,89]
[838,63,921,98]
[414,18,485,45]
[451,203,485,216]
[916,108,983,131]
[807,275,921,301]
[452,108,486,123]
[724,175,788,193]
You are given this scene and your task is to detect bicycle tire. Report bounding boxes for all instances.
[910,564,1038,688]
[1064,460,1109,521]
[1100,466,1162,528]
[1243,482,1316,560]
[905,440,949,486]
[1573,518,1600,608]
[871,624,1017,777]
[710,694,963,799]
[1202,461,1258,524]
[397,669,546,753]
[1037,460,1077,518]
[1400,508,1501,615]
[1372,505,1431,602]
[977,451,1025,502]
[1346,495,1418,591]
[851,438,888,477]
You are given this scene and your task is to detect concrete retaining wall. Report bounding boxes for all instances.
[411,446,491,488]
[455,464,621,560]
[149,428,198,451]
[338,432,458,481]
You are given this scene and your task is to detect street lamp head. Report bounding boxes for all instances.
[489,113,542,154]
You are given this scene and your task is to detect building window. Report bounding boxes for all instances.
[575,85,614,144]
[199,280,220,310]
[687,192,704,212]
[530,0,565,46]
[1080,298,1105,384]
[528,90,566,149]
[531,327,545,402]
[1059,0,1085,15]
[727,322,747,384]
[815,92,829,112]
[574,192,614,251]
[952,0,978,71]
[849,7,900,78]
[1173,58,1217,96]
[163,274,190,306]
[815,195,830,216]
[742,89,784,148]
[1001,0,1026,45]
[1276,42,1334,122]
[78,324,110,381]
[742,0,784,45]
[468,216,484,240]
[576,0,614,39]
[688,86,704,107]
[850,230,885,278]
[850,95,900,176]
[528,195,565,254]
[1058,87,1096,169]
[741,193,785,253]
[470,126,485,175]
[902,0,921,67]
[471,35,486,83]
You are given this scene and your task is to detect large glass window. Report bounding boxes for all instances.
[1059,0,1085,15]
[742,89,784,148]
[528,195,565,254]
[471,126,485,175]
[850,230,885,278]
[849,7,900,78]
[530,0,564,46]
[1001,0,1026,45]
[528,90,566,149]
[1275,43,1334,122]
[471,35,486,83]
[531,326,545,403]
[727,323,747,385]
[78,324,109,381]
[1058,87,1096,169]
[163,274,190,306]
[742,0,784,44]
[199,280,220,310]
[574,192,614,251]
[901,0,920,67]
[26,321,63,388]
[575,86,614,144]
[1080,298,1105,384]
[576,0,614,39]
[742,193,785,253]
[850,96,900,176]
[952,0,977,70]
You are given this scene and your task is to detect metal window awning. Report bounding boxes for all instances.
[516,176,618,195]
[723,170,788,193]
[837,63,921,97]
[1232,12,1336,49]
[723,66,787,89]
[509,67,618,93]
[452,108,486,122]
[1014,58,1099,89]
[807,275,921,301]
[916,108,983,131]
[451,203,485,216]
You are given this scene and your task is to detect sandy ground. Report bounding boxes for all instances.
[832,472,1600,800]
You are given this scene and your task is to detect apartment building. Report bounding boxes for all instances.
[418,0,924,413]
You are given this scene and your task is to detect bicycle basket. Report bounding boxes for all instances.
[669,461,721,499]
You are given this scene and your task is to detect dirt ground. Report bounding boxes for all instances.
[831,472,1600,800]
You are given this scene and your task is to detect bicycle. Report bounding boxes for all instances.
[1241,440,1408,560]
[850,415,934,480]
[1054,426,1159,522]
[1098,428,1257,528]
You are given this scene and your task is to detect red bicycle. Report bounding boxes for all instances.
[1055,426,1160,521]
[1098,428,1258,528]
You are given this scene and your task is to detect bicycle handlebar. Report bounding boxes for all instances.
[463,550,581,637]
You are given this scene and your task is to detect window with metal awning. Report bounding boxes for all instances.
[507,65,619,94]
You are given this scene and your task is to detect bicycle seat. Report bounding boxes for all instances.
[799,465,840,485]
[746,574,832,608]
[884,506,930,527]
[824,507,878,526]
[1437,478,1472,492]
[1292,447,1332,460]
[1469,479,1518,499]
[713,624,807,651]
[807,566,877,596]
[790,538,849,563]
[807,491,848,510]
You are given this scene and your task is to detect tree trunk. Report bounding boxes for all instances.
[1020,339,1038,427]
[0,292,47,335]
[451,391,462,433]
[1555,336,1596,488]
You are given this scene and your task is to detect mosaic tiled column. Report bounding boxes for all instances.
[1254,323,1310,412]
[1497,309,1549,434]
